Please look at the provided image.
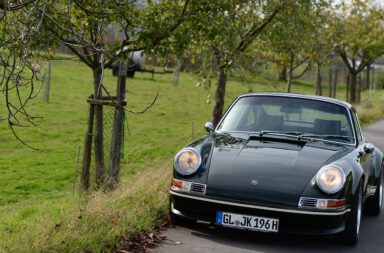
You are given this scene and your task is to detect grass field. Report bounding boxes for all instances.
[0,59,383,252]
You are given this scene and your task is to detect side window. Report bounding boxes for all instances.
[352,112,363,144]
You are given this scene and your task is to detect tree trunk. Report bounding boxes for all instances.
[349,72,357,104]
[333,69,338,98]
[315,62,322,96]
[346,74,350,102]
[173,57,181,86]
[93,68,105,188]
[287,72,293,93]
[108,64,127,189]
[357,74,362,104]
[278,65,287,82]
[212,68,227,127]
[287,55,293,92]
[328,68,333,97]
[366,64,370,90]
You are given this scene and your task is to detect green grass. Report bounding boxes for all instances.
[0,59,383,252]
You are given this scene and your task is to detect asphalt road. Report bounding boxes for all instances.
[155,120,384,253]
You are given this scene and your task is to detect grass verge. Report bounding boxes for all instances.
[0,160,171,252]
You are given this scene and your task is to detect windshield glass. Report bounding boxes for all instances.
[217,96,355,144]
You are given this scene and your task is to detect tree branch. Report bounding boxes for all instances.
[235,9,279,53]
[292,61,312,79]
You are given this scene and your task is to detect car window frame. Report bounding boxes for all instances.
[351,109,364,146]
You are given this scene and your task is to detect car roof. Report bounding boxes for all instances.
[238,92,353,110]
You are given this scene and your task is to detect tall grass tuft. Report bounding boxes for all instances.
[1,160,171,253]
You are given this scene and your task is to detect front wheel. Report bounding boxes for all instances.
[337,182,363,245]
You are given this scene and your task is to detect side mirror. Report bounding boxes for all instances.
[364,143,375,154]
[205,122,214,133]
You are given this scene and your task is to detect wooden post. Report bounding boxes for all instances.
[44,61,51,102]
[108,64,127,189]
[81,101,95,191]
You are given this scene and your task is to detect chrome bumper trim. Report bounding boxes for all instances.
[170,190,351,216]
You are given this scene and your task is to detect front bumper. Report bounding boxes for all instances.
[170,190,351,235]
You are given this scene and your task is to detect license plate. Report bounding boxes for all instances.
[216,211,279,233]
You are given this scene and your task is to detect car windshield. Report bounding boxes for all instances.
[217,96,355,144]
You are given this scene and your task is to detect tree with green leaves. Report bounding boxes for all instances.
[180,0,281,126]
[311,6,337,96]
[260,0,332,93]
[333,0,384,104]
[39,0,190,188]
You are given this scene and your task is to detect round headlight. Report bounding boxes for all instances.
[316,165,346,194]
[174,147,202,175]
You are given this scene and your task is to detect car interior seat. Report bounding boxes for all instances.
[313,119,341,135]
[256,115,284,131]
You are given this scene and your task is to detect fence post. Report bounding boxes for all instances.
[108,64,127,189]
[44,61,51,102]
[80,101,95,191]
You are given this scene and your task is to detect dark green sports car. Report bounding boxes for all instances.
[169,93,383,245]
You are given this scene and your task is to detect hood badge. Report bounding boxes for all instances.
[251,179,259,186]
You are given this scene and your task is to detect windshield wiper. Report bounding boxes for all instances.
[249,130,304,139]
[299,134,354,142]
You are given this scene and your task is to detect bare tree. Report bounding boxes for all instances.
[0,0,47,148]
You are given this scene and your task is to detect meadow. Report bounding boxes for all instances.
[0,59,383,252]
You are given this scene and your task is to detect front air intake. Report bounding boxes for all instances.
[190,183,206,194]
[298,197,318,208]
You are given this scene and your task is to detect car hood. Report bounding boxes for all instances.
[205,133,350,207]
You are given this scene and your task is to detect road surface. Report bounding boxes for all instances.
[155,120,384,253]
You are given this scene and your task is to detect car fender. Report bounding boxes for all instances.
[373,148,384,179]
[300,153,363,206]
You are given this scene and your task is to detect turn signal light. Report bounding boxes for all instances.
[172,179,191,192]
[326,199,346,208]
[299,197,346,209]
[317,199,346,209]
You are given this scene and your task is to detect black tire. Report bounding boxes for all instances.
[338,182,363,246]
[365,170,383,216]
